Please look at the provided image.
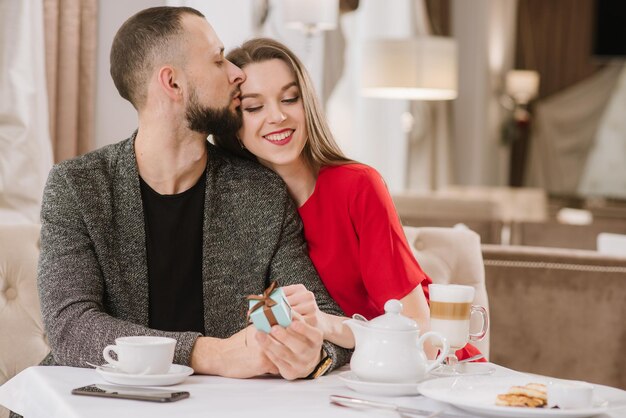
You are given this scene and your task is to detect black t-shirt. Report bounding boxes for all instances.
[139,171,206,334]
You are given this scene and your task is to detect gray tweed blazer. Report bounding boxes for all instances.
[37,134,350,371]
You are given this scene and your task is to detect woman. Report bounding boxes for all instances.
[216,38,482,361]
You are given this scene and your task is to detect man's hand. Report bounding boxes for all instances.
[190,327,279,378]
[255,317,323,380]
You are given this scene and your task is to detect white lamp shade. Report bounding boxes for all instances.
[362,37,458,101]
[283,0,339,32]
[505,70,540,104]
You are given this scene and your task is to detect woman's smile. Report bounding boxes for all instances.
[264,128,295,145]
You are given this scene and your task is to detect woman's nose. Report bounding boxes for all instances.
[268,107,287,124]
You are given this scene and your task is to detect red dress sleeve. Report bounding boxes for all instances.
[348,167,485,362]
[348,167,430,311]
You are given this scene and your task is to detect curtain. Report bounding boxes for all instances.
[578,65,626,198]
[425,0,451,36]
[515,0,601,99]
[517,0,622,194]
[0,0,53,224]
[43,0,97,163]
[525,64,622,193]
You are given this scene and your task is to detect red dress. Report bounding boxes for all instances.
[298,164,484,361]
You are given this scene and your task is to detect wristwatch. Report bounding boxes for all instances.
[305,347,332,379]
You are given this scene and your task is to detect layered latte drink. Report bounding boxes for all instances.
[429,284,478,351]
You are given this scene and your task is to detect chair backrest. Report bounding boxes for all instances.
[393,193,504,244]
[511,220,626,250]
[0,224,49,386]
[482,244,626,389]
[402,226,490,358]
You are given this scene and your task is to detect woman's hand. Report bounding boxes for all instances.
[282,284,322,328]
[283,284,355,349]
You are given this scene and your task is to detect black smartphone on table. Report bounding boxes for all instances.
[71,384,189,403]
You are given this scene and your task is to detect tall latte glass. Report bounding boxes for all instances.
[428,284,488,374]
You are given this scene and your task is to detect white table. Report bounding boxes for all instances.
[1,364,625,418]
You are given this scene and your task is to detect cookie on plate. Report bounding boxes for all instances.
[496,382,548,408]
[496,394,546,408]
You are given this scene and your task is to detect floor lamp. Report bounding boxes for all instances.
[361,36,458,190]
[503,70,540,187]
[282,0,339,36]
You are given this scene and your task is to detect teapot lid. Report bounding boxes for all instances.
[368,300,419,331]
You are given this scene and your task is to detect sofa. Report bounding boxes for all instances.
[393,193,504,244]
[510,219,626,250]
[0,224,49,418]
[482,244,626,389]
[393,186,549,246]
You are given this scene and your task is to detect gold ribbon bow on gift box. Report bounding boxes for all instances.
[246,281,280,327]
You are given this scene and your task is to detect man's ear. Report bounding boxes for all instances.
[157,66,183,101]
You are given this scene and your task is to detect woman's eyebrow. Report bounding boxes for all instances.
[281,81,298,92]
[241,81,298,100]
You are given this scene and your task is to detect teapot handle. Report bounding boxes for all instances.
[417,331,450,374]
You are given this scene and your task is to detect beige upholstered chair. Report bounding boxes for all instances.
[0,224,49,418]
[402,226,490,358]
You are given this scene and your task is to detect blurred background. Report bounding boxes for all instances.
[1,0,625,249]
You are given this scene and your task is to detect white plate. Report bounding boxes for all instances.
[338,371,421,396]
[95,364,194,386]
[429,362,496,377]
[418,375,609,418]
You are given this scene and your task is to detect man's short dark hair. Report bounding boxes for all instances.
[110,6,204,109]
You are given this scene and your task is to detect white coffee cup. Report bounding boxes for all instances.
[547,381,594,409]
[102,336,176,375]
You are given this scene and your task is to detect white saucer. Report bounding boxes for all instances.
[338,371,421,397]
[95,364,194,386]
[429,362,496,377]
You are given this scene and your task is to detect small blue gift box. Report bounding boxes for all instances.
[247,282,292,333]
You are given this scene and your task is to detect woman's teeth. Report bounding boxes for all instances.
[264,130,293,142]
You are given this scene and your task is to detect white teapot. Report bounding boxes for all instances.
[345,299,449,383]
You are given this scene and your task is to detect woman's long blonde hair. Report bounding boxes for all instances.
[214,38,352,169]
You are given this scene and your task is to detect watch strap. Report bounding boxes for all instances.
[305,348,332,379]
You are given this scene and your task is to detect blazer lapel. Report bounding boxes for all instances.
[112,135,150,324]
[201,147,221,333]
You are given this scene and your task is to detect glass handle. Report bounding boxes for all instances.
[469,305,489,341]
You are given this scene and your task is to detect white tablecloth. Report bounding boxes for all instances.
[1,364,625,418]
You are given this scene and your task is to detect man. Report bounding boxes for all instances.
[37,6,349,380]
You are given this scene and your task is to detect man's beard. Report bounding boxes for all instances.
[185,89,242,137]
